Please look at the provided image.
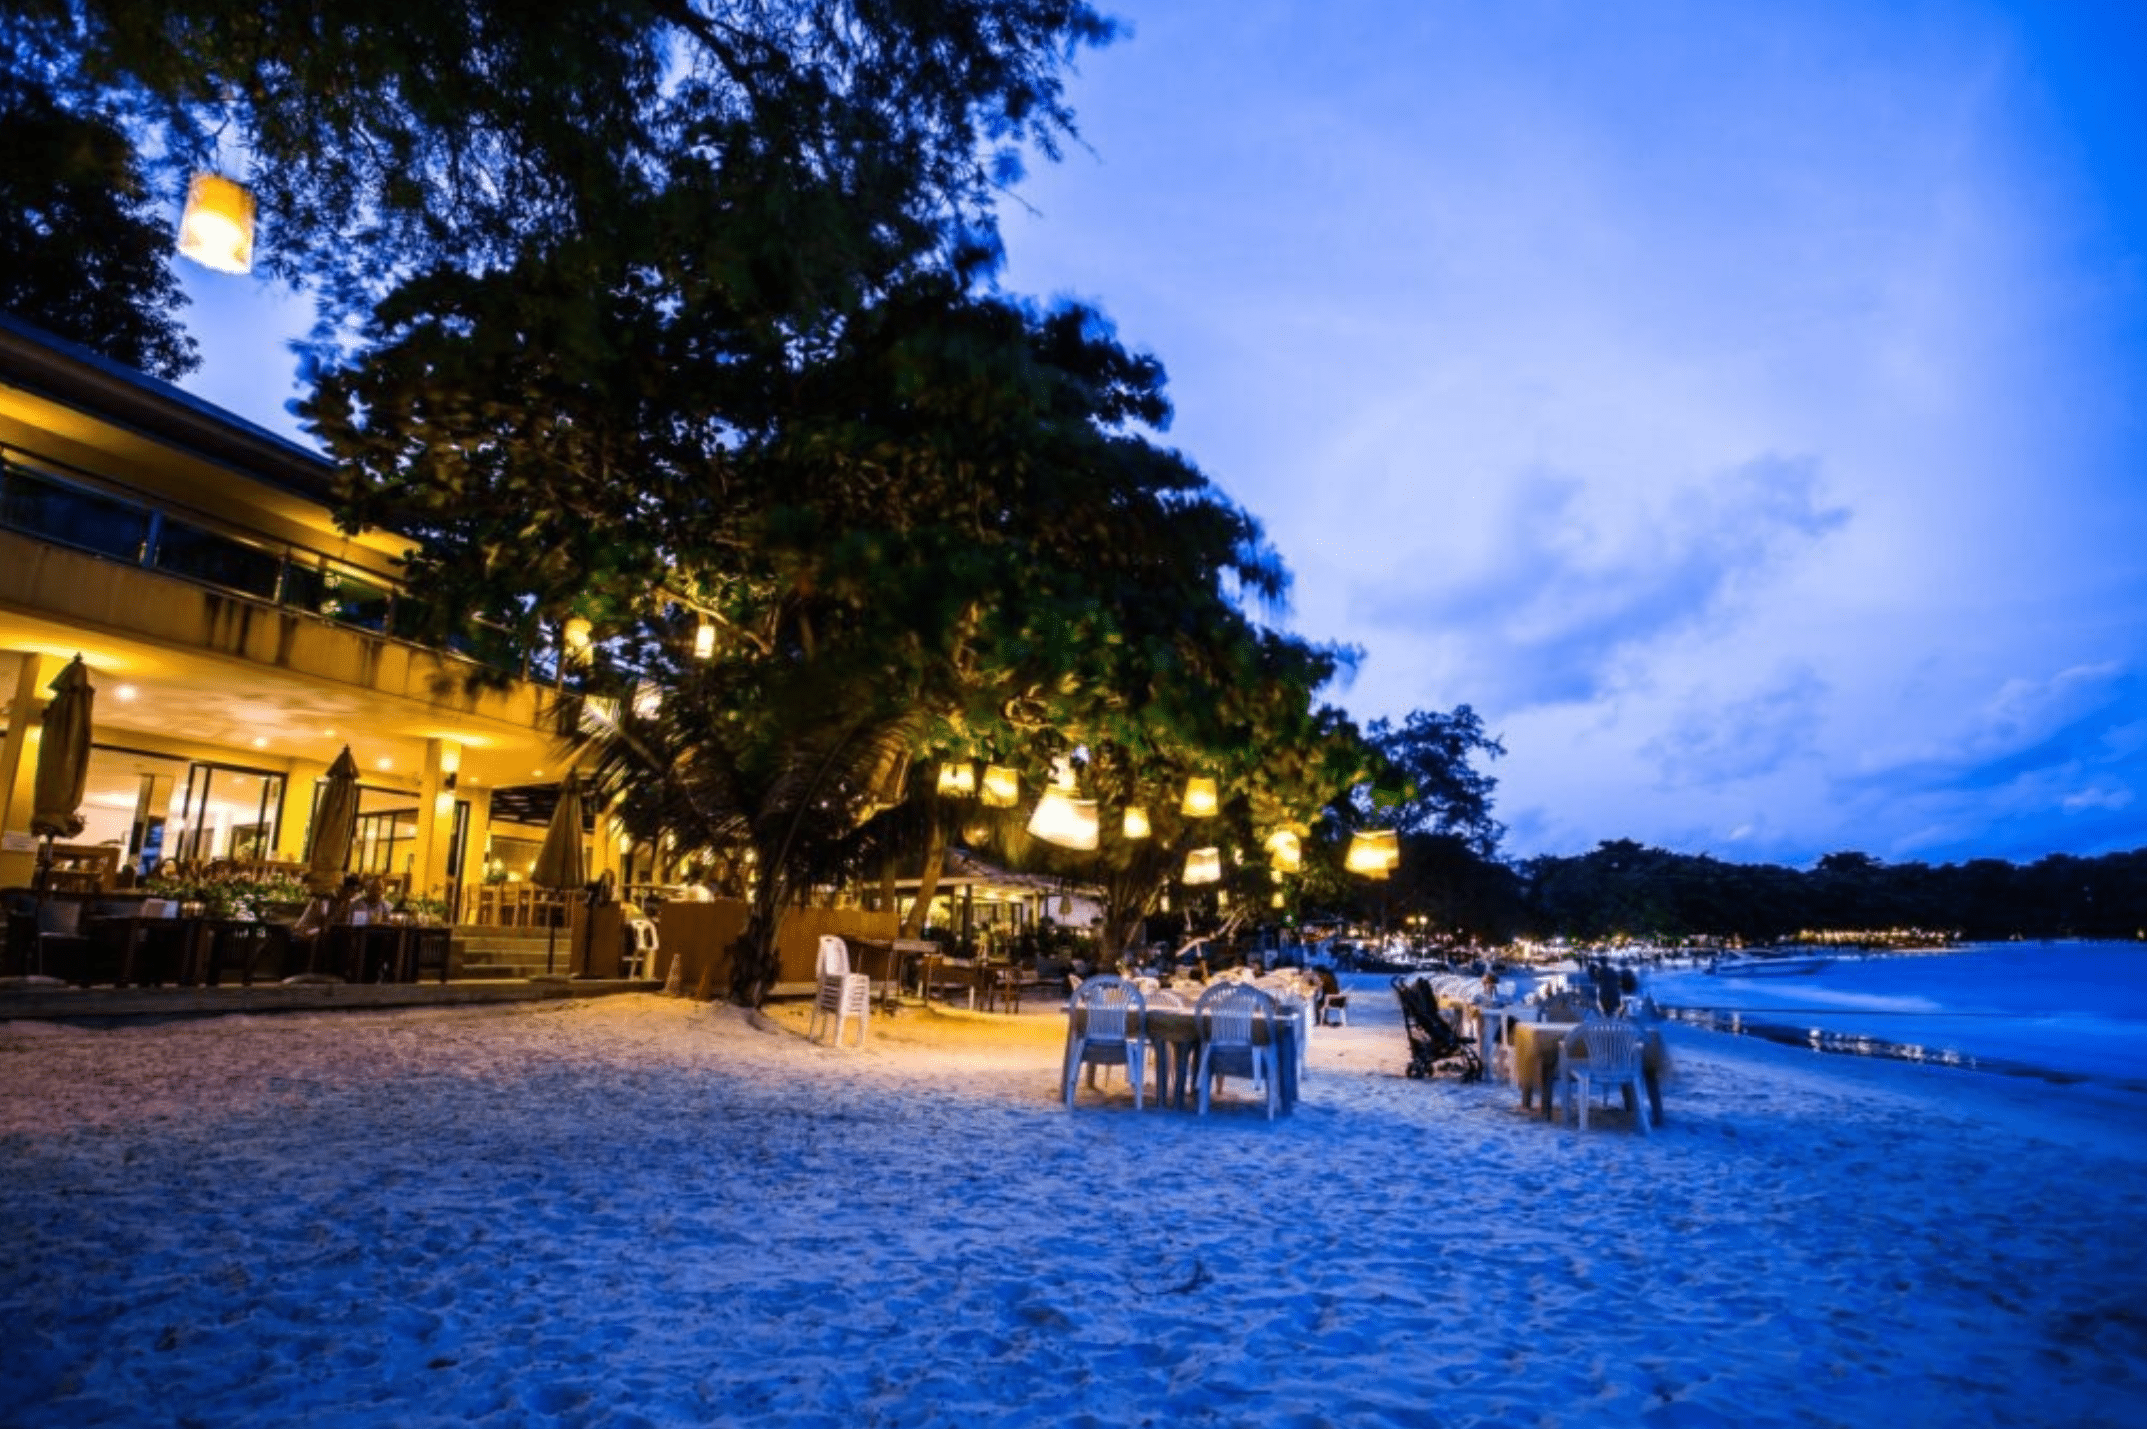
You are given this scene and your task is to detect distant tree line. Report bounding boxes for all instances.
[1361,838,2147,946]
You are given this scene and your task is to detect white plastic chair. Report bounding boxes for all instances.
[1194,981,1279,1120]
[1564,1015,1649,1134]
[1064,976,1149,1109]
[622,916,659,979]
[808,935,871,1048]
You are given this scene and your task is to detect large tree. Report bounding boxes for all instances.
[0,73,197,377]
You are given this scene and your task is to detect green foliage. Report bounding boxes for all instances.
[0,73,198,377]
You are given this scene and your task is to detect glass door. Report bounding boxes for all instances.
[169,762,287,867]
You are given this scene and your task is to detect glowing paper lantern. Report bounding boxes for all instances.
[1271,890,1286,909]
[693,620,717,660]
[1264,828,1302,873]
[1180,776,1219,818]
[563,617,593,658]
[1345,829,1401,878]
[937,762,977,798]
[1027,786,1100,850]
[1121,805,1152,840]
[1183,846,1223,885]
[176,173,255,274]
[979,765,1020,808]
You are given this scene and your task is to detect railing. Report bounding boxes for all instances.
[0,441,535,678]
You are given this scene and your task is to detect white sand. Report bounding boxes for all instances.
[2,991,2144,1427]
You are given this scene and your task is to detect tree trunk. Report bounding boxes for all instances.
[901,817,948,938]
[730,871,787,1006]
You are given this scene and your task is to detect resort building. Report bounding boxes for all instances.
[0,312,616,913]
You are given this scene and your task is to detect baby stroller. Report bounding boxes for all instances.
[1393,976,1483,1082]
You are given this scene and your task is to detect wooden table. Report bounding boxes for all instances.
[88,914,202,986]
[1512,1020,1667,1125]
[847,938,939,1011]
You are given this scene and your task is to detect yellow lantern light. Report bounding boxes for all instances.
[1121,805,1152,840]
[563,616,593,659]
[1271,890,1286,909]
[693,620,717,660]
[1180,776,1219,818]
[1027,786,1100,851]
[1345,829,1401,878]
[936,762,977,798]
[176,173,255,274]
[1183,846,1223,885]
[1264,828,1302,873]
[979,765,1020,808]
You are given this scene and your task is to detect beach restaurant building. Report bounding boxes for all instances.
[0,312,625,916]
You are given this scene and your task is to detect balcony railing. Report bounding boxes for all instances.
[0,442,537,679]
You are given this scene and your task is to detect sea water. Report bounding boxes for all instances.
[1645,941,2147,1088]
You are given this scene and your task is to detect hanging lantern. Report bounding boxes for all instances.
[979,765,1020,808]
[1345,829,1401,878]
[936,762,977,798]
[175,172,255,274]
[693,620,717,660]
[562,617,593,659]
[1183,846,1223,885]
[631,682,662,720]
[1270,890,1286,909]
[1027,786,1100,851]
[1264,828,1303,873]
[1180,776,1219,818]
[1121,805,1152,840]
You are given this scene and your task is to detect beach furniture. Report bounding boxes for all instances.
[1393,977,1483,1081]
[808,935,871,1048]
[1315,966,1350,1025]
[1194,981,1280,1120]
[1563,1015,1651,1135]
[1063,976,1149,1109]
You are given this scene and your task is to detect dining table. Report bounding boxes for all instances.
[1510,1019,1668,1125]
[1065,1000,1303,1114]
[846,938,940,1012]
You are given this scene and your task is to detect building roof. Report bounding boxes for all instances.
[0,308,337,504]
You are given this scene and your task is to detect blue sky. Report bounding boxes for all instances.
[171,0,2147,869]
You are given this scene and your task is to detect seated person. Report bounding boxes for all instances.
[348,877,395,925]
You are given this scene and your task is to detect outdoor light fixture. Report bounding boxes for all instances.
[1264,828,1303,872]
[1027,786,1100,850]
[1181,776,1219,818]
[693,620,716,660]
[1271,890,1286,909]
[979,764,1019,808]
[563,617,593,658]
[1122,805,1151,840]
[1183,846,1223,884]
[937,762,977,798]
[1345,829,1400,878]
[175,172,255,274]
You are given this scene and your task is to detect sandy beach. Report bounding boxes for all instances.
[3,990,2144,1427]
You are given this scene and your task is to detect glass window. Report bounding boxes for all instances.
[152,520,284,600]
[284,560,393,632]
[0,459,151,563]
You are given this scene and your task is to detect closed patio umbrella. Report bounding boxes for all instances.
[307,747,362,894]
[30,655,95,890]
[531,772,587,974]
